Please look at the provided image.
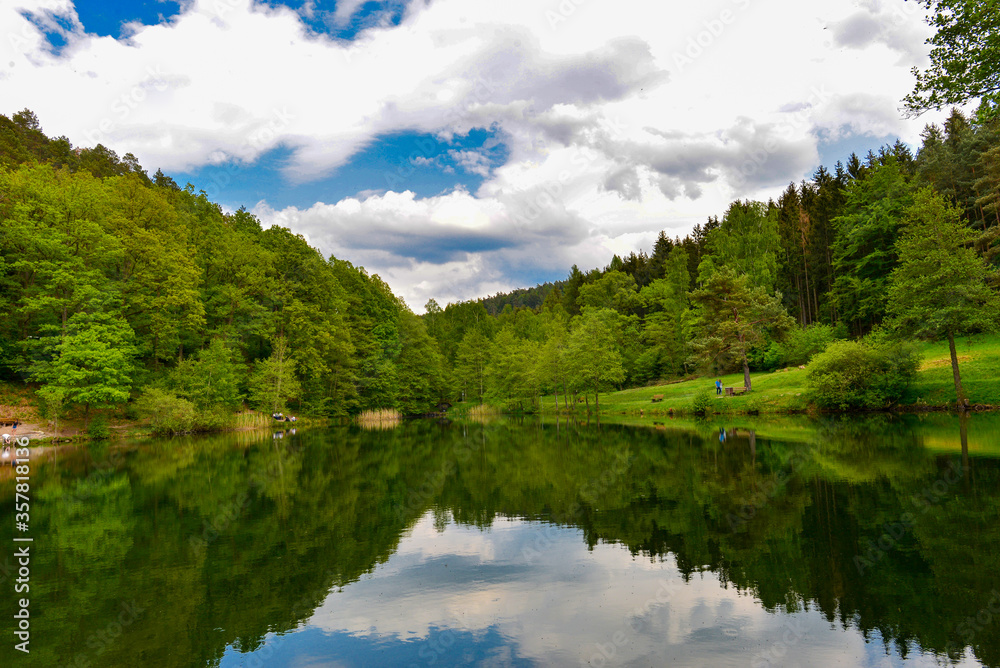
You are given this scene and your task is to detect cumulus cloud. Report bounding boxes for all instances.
[0,0,950,310]
[448,149,492,176]
[829,0,931,63]
[254,175,621,307]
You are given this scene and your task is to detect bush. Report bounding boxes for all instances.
[781,323,844,366]
[806,340,920,410]
[691,389,713,415]
[135,387,196,434]
[87,414,110,440]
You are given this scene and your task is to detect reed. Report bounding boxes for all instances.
[232,411,275,429]
[355,408,402,429]
[466,403,500,423]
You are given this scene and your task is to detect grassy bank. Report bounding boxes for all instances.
[541,333,1000,417]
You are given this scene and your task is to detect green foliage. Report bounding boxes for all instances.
[577,270,639,313]
[888,189,1000,341]
[638,246,690,379]
[134,387,197,434]
[4,109,1000,422]
[29,310,137,416]
[807,340,920,410]
[248,336,301,414]
[831,159,913,334]
[689,268,795,391]
[484,328,538,411]
[87,414,110,440]
[171,338,244,409]
[395,311,444,415]
[770,323,846,369]
[455,329,491,403]
[563,308,626,410]
[887,188,1000,403]
[691,389,712,416]
[701,200,782,291]
[904,0,1000,120]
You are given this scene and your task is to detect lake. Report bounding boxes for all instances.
[1,414,999,667]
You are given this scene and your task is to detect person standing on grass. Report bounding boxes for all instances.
[715,379,722,396]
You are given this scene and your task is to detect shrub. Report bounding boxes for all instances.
[135,387,196,434]
[87,414,110,440]
[691,389,713,415]
[781,323,843,367]
[806,340,919,410]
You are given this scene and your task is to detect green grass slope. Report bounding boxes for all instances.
[543,334,1000,416]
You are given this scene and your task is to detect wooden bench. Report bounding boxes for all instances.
[651,394,664,403]
[725,387,748,396]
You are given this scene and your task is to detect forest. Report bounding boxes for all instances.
[1,100,1000,427]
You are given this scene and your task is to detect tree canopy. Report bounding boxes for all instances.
[904,0,1000,120]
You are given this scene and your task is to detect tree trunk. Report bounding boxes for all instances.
[947,329,967,407]
[594,385,600,413]
[554,388,559,411]
[742,358,752,392]
[794,274,805,326]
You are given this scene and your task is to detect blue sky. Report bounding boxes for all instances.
[57,0,408,41]
[175,127,510,210]
[1,0,948,310]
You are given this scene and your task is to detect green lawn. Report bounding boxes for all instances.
[542,333,1000,416]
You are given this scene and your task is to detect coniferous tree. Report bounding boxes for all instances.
[689,268,794,392]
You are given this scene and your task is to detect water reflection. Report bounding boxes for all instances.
[0,414,998,667]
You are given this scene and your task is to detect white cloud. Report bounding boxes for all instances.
[288,512,978,668]
[0,0,952,310]
[331,0,368,26]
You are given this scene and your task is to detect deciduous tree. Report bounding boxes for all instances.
[887,189,1000,405]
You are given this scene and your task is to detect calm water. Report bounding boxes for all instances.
[2,414,1000,667]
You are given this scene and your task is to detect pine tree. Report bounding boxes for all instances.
[689,268,794,392]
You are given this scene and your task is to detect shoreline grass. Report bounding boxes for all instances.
[355,408,402,429]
